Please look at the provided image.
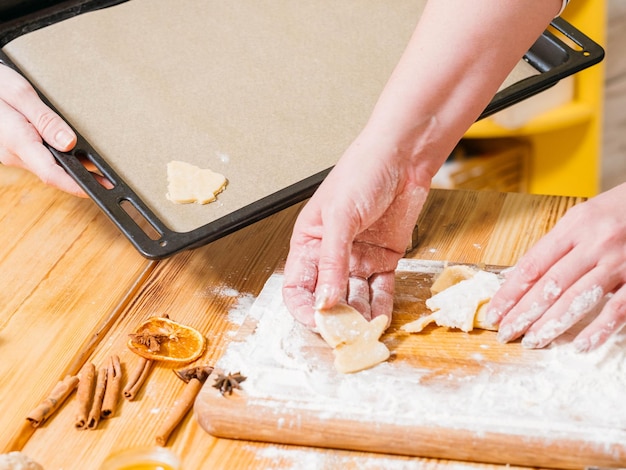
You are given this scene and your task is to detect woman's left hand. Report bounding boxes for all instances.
[487,182,626,351]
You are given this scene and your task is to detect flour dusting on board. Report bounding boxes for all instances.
[226,293,256,326]
[217,273,626,448]
[250,445,477,470]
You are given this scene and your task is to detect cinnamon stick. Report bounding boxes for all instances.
[155,378,203,446]
[26,375,79,427]
[87,367,107,429]
[74,362,96,429]
[123,356,153,401]
[101,355,122,418]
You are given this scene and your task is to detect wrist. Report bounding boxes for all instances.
[358,111,453,186]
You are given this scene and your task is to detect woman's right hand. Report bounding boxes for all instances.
[0,63,86,196]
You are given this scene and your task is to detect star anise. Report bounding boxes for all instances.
[175,365,214,383]
[212,371,246,396]
[128,331,170,352]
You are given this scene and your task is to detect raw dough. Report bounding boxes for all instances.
[166,160,227,204]
[429,264,480,295]
[403,266,501,333]
[314,303,390,374]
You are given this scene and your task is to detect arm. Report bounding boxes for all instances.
[282,0,563,327]
[0,63,85,196]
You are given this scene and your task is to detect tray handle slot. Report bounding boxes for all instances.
[49,143,184,258]
[69,148,163,242]
[119,199,162,241]
[72,148,116,189]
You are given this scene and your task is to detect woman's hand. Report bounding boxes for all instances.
[488,183,626,351]
[281,0,561,328]
[282,128,431,328]
[0,64,85,196]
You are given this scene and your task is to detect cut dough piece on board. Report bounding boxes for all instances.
[314,303,390,374]
[166,160,227,204]
[430,264,480,295]
[403,268,501,333]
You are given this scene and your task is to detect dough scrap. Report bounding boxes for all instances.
[314,303,390,374]
[166,160,227,204]
[403,267,501,333]
[430,264,480,295]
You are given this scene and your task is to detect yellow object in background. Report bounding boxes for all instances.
[464,0,606,197]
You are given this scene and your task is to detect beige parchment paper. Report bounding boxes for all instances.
[2,0,537,234]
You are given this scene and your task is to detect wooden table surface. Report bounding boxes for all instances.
[0,164,584,469]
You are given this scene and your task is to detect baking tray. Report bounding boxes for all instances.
[0,0,604,259]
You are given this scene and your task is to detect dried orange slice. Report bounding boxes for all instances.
[127,317,206,364]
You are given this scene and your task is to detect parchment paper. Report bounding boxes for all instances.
[2,0,537,233]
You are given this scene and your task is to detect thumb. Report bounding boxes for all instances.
[32,105,77,152]
[1,65,76,152]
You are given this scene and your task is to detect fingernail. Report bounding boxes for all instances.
[496,324,513,343]
[573,337,590,353]
[486,308,500,326]
[54,129,74,149]
[314,285,334,310]
[521,332,540,349]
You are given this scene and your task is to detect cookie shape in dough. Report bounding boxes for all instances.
[166,160,227,204]
[429,264,480,295]
[403,267,501,333]
[314,303,390,374]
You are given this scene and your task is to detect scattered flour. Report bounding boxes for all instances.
[222,287,241,298]
[216,270,626,459]
[542,279,562,301]
[522,285,606,348]
[217,151,230,164]
[227,293,256,327]
[197,284,241,299]
[250,445,478,470]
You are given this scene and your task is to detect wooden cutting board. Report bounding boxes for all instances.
[195,260,626,469]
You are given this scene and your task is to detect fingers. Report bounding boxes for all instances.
[520,279,604,349]
[282,235,319,328]
[0,65,76,152]
[347,276,372,320]
[0,65,84,196]
[495,251,619,349]
[486,228,574,328]
[0,99,85,196]
[282,239,395,329]
[282,286,316,329]
[573,287,626,351]
[490,187,626,350]
[18,139,87,197]
[369,272,395,327]
[283,260,394,329]
[314,205,355,310]
[494,247,592,343]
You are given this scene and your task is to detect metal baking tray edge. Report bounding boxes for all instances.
[0,1,605,259]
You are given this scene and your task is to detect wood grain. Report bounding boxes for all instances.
[18,197,304,468]
[2,160,589,469]
[0,167,152,451]
[195,265,625,469]
[409,189,583,265]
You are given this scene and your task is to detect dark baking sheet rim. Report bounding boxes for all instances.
[0,1,605,259]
